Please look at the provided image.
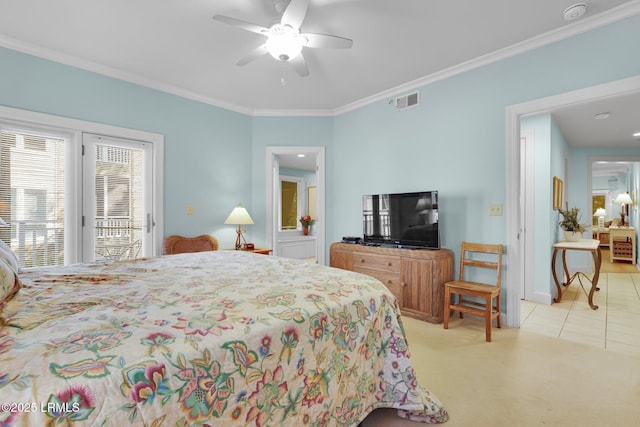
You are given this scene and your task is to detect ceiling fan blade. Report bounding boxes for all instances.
[290,53,309,77]
[302,33,353,49]
[236,44,269,66]
[212,15,269,35]
[281,0,309,30]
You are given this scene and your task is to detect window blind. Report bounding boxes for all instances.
[0,129,65,267]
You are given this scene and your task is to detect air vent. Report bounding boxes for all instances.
[395,91,419,111]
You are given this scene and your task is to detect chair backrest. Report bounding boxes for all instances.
[458,242,503,287]
[163,234,219,255]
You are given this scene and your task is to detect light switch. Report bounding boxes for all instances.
[186,205,193,215]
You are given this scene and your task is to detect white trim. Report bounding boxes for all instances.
[0,105,164,258]
[530,291,553,305]
[520,129,535,302]
[505,75,640,328]
[0,35,254,117]
[2,1,639,117]
[332,1,640,117]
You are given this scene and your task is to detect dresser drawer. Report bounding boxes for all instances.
[353,267,401,297]
[352,252,401,273]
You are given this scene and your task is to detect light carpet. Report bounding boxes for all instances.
[362,316,639,426]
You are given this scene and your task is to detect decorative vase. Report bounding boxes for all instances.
[303,226,309,236]
[564,230,581,242]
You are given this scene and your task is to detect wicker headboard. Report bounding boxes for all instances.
[163,234,219,255]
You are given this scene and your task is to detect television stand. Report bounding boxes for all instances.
[329,242,454,323]
[380,243,400,248]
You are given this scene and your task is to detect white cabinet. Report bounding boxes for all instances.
[278,236,316,260]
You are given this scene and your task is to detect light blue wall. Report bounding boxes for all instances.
[0,13,639,314]
[331,14,640,288]
[0,46,253,248]
[521,114,566,298]
[250,117,332,245]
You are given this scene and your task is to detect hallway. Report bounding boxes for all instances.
[520,248,640,355]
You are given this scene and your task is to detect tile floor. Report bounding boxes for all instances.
[520,271,640,356]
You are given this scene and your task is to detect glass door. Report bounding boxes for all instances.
[82,133,153,262]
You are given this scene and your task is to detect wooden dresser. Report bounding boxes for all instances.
[329,242,454,323]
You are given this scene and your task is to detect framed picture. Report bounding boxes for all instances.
[553,176,563,210]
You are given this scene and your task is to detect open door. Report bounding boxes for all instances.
[266,146,325,264]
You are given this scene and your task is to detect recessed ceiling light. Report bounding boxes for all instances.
[563,3,587,21]
[297,154,305,158]
[594,112,610,120]
[633,132,640,138]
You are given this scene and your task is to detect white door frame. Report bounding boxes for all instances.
[0,105,164,262]
[82,133,155,262]
[520,129,535,302]
[505,75,640,328]
[266,146,325,264]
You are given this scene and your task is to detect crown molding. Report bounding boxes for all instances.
[1,1,639,118]
[331,1,640,117]
[0,34,254,116]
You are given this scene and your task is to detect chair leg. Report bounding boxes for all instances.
[443,288,451,329]
[496,294,501,329]
[485,296,492,342]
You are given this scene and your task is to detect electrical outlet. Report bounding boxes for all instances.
[489,203,503,216]
[186,205,193,215]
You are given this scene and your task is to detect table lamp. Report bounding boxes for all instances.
[593,208,606,230]
[614,192,633,227]
[224,203,254,250]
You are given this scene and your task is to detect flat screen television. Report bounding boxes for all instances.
[362,191,439,249]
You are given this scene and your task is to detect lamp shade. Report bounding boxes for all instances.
[614,193,633,205]
[224,204,254,225]
[593,208,606,217]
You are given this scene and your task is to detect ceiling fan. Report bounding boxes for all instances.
[212,0,353,77]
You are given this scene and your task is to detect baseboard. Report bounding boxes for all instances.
[524,291,553,305]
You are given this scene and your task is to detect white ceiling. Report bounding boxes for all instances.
[0,0,639,152]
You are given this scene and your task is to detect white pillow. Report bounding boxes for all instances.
[0,239,19,273]
[0,256,21,305]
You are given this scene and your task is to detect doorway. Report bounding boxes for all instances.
[82,133,155,262]
[266,146,325,264]
[506,75,640,328]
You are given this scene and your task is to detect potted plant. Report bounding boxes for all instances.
[299,215,314,235]
[558,204,588,241]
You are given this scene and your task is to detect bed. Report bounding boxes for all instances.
[0,250,448,426]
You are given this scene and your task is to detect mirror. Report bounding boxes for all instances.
[591,160,640,228]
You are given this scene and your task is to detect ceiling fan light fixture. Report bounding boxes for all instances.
[265,27,304,62]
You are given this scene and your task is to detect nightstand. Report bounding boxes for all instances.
[225,248,272,255]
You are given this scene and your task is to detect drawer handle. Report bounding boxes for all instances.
[401,282,407,287]
[360,258,365,263]
[387,262,392,266]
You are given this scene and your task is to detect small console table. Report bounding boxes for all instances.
[551,239,601,310]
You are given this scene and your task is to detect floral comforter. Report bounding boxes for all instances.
[0,251,447,426]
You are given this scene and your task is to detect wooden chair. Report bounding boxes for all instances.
[163,234,218,255]
[443,242,503,342]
